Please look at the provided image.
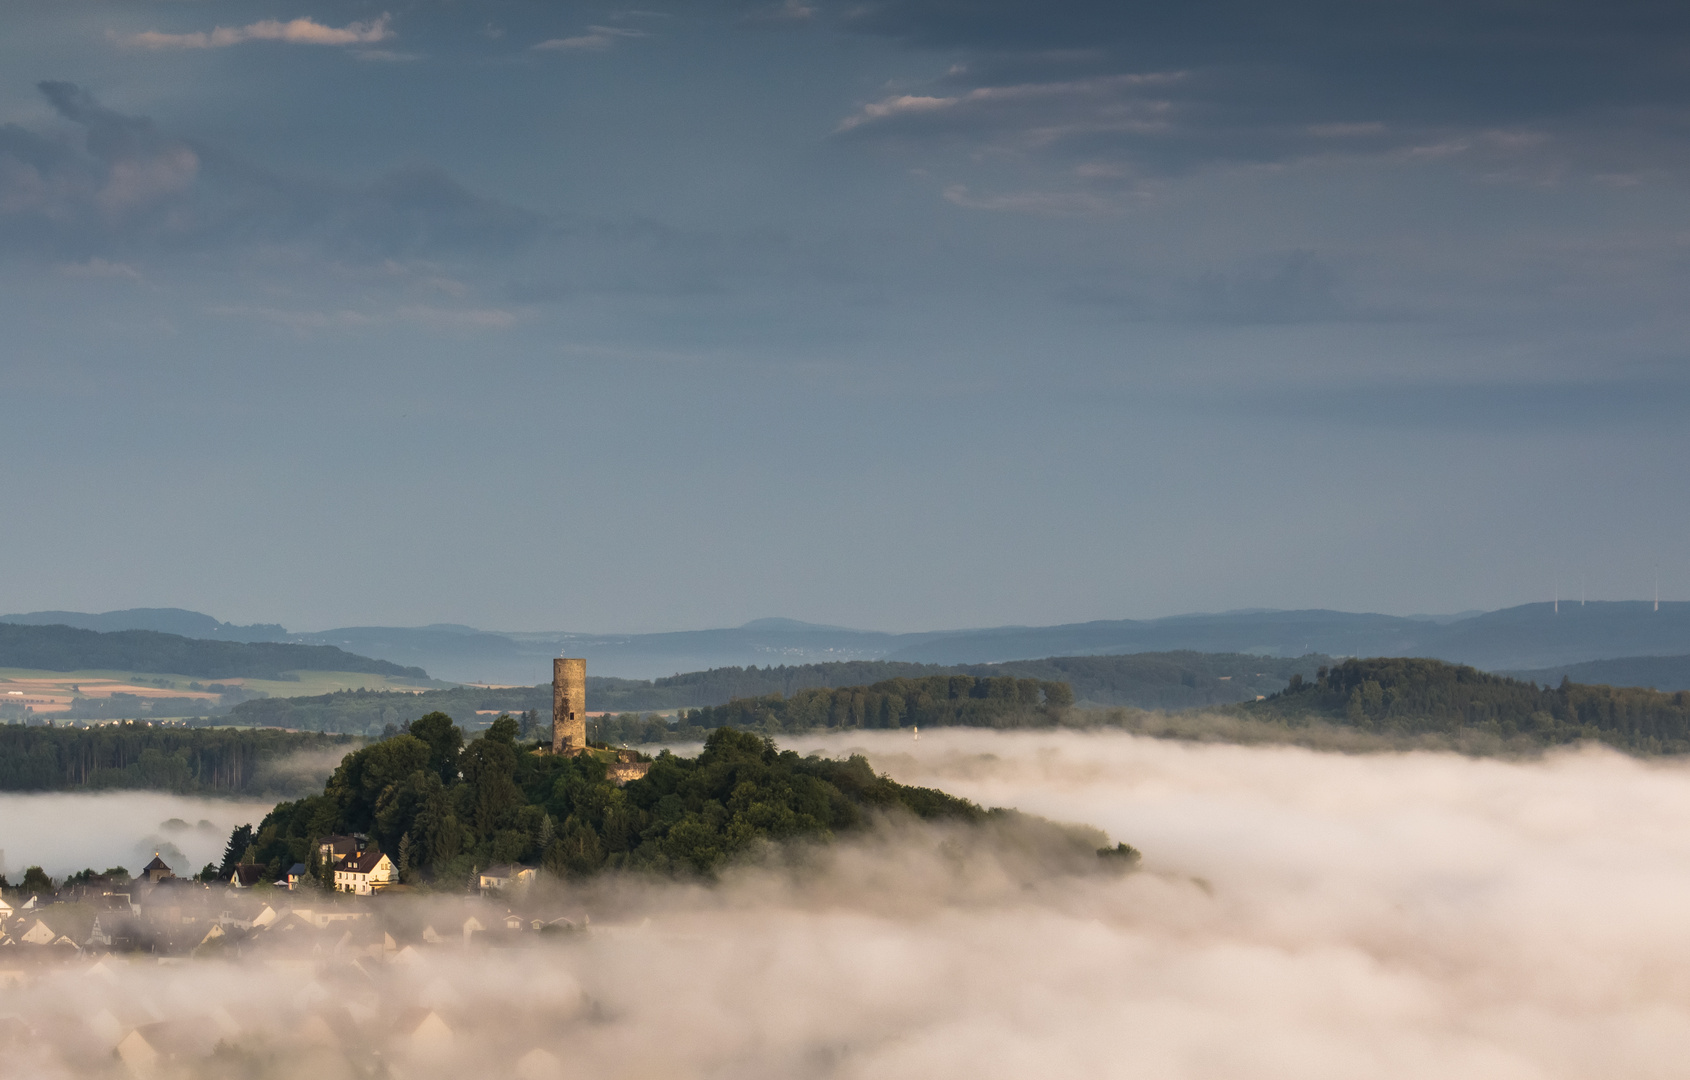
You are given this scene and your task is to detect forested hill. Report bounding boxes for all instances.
[0,724,357,795]
[227,651,1326,735]
[1245,657,1690,753]
[243,718,1127,885]
[0,622,428,680]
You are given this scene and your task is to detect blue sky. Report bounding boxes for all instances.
[2,0,1687,633]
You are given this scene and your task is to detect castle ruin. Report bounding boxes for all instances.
[551,658,587,755]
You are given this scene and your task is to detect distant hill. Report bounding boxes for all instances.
[19,601,1690,682]
[1505,654,1690,693]
[223,651,1329,734]
[0,622,427,681]
[0,607,289,641]
[1244,656,1690,753]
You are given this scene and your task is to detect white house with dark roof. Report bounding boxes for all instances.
[478,865,536,893]
[332,851,395,896]
[227,864,267,888]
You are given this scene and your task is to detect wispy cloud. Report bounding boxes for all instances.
[120,15,392,50]
[0,84,545,263]
[533,26,646,52]
[58,257,142,281]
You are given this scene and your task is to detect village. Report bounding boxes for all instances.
[0,842,583,967]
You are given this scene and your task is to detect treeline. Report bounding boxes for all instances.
[245,716,1019,884]
[0,622,427,680]
[0,724,358,795]
[1247,657,1690,752]
[592,653,1324,711]
[229,686,546,735]
[592,674,1072,744]
[223,651,1319,736]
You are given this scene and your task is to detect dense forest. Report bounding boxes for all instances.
[239,716,1100,884]
[224,652,1318,735]
[0,622,427,680]
[1246,657,1690,752]
[592,674,1073,744]
[588,652,1324,711]
[0,724,358,795]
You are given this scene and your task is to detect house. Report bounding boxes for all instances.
[317,835,360,866]
[227,864,267,888]
[478,865,537,893]
[278,863,308,890]
[0,896,10,920]
[141,854,175,883]
[332,851,395,896]
[20,919,57,945]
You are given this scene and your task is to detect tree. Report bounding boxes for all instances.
[21,866,53,895]
[460,716,524,846]
[219,823,254,878]
[408,711,464,783]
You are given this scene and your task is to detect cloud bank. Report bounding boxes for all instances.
[6,730,1690,1077]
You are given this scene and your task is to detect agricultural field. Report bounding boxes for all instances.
[0,667,448,719]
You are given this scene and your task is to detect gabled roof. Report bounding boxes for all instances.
[228,864,267,887]
[142,854,172,872]
[339,850,390,875]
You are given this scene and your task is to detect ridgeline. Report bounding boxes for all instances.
[0,622,428,681]
[225,652,1327,735]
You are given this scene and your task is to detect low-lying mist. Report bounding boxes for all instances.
[0,792,278,880]
[7,729,1690,1078]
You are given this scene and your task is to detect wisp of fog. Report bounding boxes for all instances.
[0,792,280,881]
[5,729,1690,1078]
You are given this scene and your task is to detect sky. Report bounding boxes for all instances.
[1,0,1688,634]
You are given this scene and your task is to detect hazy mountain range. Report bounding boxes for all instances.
[8,602,1690,684]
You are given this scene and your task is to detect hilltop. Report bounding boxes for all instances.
[243,718,1129,884]
[1242,656,1690,753]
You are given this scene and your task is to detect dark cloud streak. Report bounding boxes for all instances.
[836,0,1690,180]
[0,81,545,263]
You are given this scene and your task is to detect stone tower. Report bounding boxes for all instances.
[552,658,587,755]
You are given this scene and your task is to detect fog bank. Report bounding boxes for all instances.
[6,730,1690,1077]
[0,792,275,879]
